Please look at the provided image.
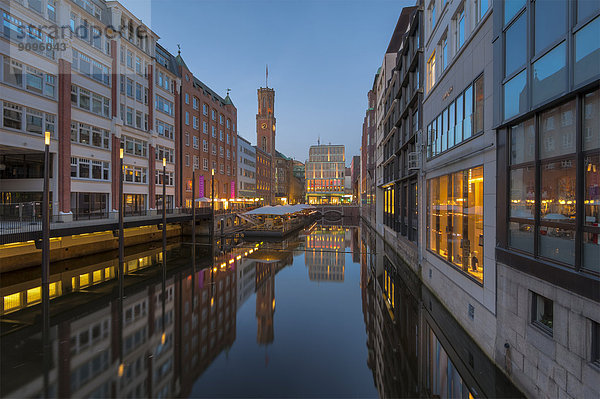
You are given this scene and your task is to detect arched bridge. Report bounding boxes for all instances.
[314,205,360,218]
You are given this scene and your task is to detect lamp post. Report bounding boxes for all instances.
[211,168,215,258]
[162,157,167,256]
[118,147,124,378]
[42,131,50,399]
[192,170,196,256]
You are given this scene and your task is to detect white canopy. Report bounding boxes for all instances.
[244,204,315,216]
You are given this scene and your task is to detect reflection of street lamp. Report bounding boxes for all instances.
[119,148,124,282]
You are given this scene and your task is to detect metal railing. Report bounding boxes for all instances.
[0,204,239,245]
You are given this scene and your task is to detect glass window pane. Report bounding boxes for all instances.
[535,0,566,54]
[510,118,535,165]
[474,77,484,134]
[539,227,575,265]
[583,89,600,152]
[532,42,567,106]
[509,221,534,253]
[541,157,576,223]
[585,154,599,227]
[464,85,473,140]
[505,0,526,24]
[505,12,527,77]
[467,166,484,281]
[456,93,463,143]
[577,0,600,23]
[539,99,576,159]
[451,171,464,269]
[510,166,535,220]
[504,70,527,119]
[574,16,600,86]
[583,231,599,274]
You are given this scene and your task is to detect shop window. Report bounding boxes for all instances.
[592,319,600,366]
[427,166,484,282]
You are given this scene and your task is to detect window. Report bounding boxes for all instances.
[429,1,436,33]
[193,97,198,109]
[185,112,189,125]
[212,110,216,121]
[219,146,224,157]
[477,0,489,22]
[219,130,223,141]
[592,320,600,366]
[71,122,110,150]
[185,154,190,167]
[193,156,199,170]
[122,136,148,157]
[219,114,223,125]
[71,157,110,181]
[504,0,526,24]
[504,70,527,120]
[441,35,448,70]
[126,107,133,126]
[156,120,174,140]
[534,0,566,54]
[127,51,133,69]
[185,93,189,104]
[3,58,56,98]
[212,143,216,155]
[71,85,110,118]
[532,42,567,106]
[212,126,216,138]
[574,16,600,86]
[427,166,484,282]
[203,104,208,115]
[193,136,199,149]
[126,78,133,97]
[135,83,142,102]
[473,75,484,134]
[185,133,189,146]
[531,292,553,335]
[193,116,199,129]
[506,92,597,270]
[203,121,208,134]
[135,56,141,75]
[427,51,436,91]
[504,11,527,78]
[455,8,465,51]
[226,119,230,129]
[203,158,208,171]
[155,95,173,116]
[123,165,147,183]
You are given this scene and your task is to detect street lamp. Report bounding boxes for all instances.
[119,148,124,284]
[41,130,50,399]
[162,156,167,249]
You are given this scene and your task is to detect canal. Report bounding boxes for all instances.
[0,221,523,398]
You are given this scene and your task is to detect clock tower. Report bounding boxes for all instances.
[256,87,275,156]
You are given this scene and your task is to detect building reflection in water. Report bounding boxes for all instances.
[360,227,523,399]
[0,240,247,398]
[304,226,350,282]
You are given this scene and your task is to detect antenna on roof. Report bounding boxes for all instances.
[177,43,181,55]
[226,88,231,96]
[318,136,320,146]
[266,64,268,88]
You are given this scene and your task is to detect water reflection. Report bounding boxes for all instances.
[0,223,522,398]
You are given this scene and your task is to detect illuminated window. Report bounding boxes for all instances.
[27,287,41,304]
[427,166,484,282]
[3,293,21,311]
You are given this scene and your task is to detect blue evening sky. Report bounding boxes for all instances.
[123,0,413,165]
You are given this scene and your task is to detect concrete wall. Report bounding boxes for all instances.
[495,263,600,399]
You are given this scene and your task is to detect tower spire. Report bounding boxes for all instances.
[266,64,268,88]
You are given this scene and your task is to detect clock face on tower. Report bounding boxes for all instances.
[261,123,267,129]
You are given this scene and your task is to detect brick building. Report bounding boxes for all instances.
[174,51,237,206]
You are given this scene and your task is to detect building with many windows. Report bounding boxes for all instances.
[305,144,345,204]
[237,135,256,199]
[0,0,237,220]
[421,0,494,358]
[376,5,421,266]
[361,88,377,223]
[175,50,237,205]
[493,1,599,397]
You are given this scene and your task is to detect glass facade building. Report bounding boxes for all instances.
[495,0,600,286]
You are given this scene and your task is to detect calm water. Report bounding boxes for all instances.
[0,222,522,398]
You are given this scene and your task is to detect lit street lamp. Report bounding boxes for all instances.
[41,130,50,398]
